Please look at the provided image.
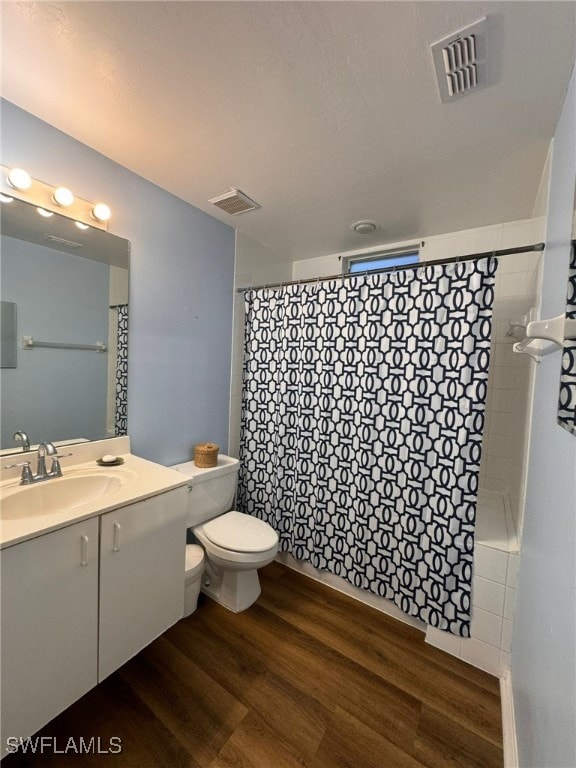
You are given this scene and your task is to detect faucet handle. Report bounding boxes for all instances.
[50,452,72,477]
[4,460,33,484]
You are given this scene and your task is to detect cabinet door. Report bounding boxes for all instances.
[98,487,187,681]
[1,518,99,748]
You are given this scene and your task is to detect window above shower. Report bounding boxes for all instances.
[344,246,420,274]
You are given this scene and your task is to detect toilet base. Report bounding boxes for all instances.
[201,566,261,613]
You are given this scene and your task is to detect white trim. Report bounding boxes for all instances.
[500,667,519,768]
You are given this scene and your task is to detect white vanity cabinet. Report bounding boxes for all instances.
[1,517,100,746]
[0,483,187,754]
[98,488,187,680]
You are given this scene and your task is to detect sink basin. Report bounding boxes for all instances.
[0,469,136,520]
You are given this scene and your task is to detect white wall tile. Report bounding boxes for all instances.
[506,554,520,588]
[501,618,513,652]
[499,251,542,274]
[426,626,462,656]
[474,545,509,583]
[451,229,476,256]
[503,586,517,621]
[473,576,506,615]
[499,272,534,298]
[501,220,535,249]
[471,607,503,647]
[460,637,501,676]
[475,225,503,253]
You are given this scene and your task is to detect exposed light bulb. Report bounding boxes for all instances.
[0,193,14,203]
[37,207,54,218]
[7,168,32,191]
[75,221,90,230]
[91,203,111,222]
[52,186,74,207]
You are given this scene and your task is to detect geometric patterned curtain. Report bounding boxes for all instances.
[238,258,498,636]
[114,304,128,436]
[558,244,576,435]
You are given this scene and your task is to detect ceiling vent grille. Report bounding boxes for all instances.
[431,17,487,103]
[208,188,260,215]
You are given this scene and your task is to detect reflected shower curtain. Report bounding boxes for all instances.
[114,304,128,435]
[238,258,497,636]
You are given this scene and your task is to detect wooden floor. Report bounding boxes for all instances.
[5,562,503,767]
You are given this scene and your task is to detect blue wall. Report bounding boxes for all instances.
[1,100,235,465]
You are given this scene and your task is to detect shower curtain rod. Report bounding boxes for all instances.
[236,242,546,293]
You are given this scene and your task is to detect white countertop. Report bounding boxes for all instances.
[0,437,188,549]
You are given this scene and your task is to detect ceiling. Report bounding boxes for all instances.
[1,1,574,261]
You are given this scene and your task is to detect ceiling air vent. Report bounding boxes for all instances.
[208,188,260,215]
[431,17,487,103]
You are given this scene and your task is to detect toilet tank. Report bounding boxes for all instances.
[171,455,239,527]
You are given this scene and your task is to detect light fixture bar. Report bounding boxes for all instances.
[0,165,111,231]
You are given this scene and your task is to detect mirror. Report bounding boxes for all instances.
[0,197,130,455]
[558,185,576,435]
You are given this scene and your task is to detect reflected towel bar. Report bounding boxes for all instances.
[22,336,107,352]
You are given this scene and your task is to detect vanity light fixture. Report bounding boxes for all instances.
[0,164,112,231]
[91,203,111,222]
[37,208,54,218]
[52,186,75,207]
[6,168,32,191]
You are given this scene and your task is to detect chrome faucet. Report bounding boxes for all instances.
[4,442,72,485]
[13,430,30,451]
[36,442,58,479]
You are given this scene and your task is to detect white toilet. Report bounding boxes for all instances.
[172,455,279,613]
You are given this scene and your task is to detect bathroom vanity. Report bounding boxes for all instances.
[0,437,188,755]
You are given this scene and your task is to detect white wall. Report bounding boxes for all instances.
[1,100,236,466]
[512,65,576,768]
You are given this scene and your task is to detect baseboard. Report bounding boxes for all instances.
[500,668,519,768]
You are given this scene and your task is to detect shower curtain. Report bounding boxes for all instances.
[238,258,497,636]
[114,304,128,435]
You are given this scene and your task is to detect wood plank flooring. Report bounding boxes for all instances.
[4,562,503,767]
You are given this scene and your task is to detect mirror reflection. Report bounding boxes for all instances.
[0,197,130,455]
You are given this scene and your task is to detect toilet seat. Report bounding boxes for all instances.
[202,511,278,553]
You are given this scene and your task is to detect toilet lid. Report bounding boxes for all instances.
[202,511,278,553]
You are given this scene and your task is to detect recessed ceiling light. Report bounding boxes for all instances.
[0,193,14,203]
[37,208,54,217]
[351,220,378,235]
[75,221,90,230]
